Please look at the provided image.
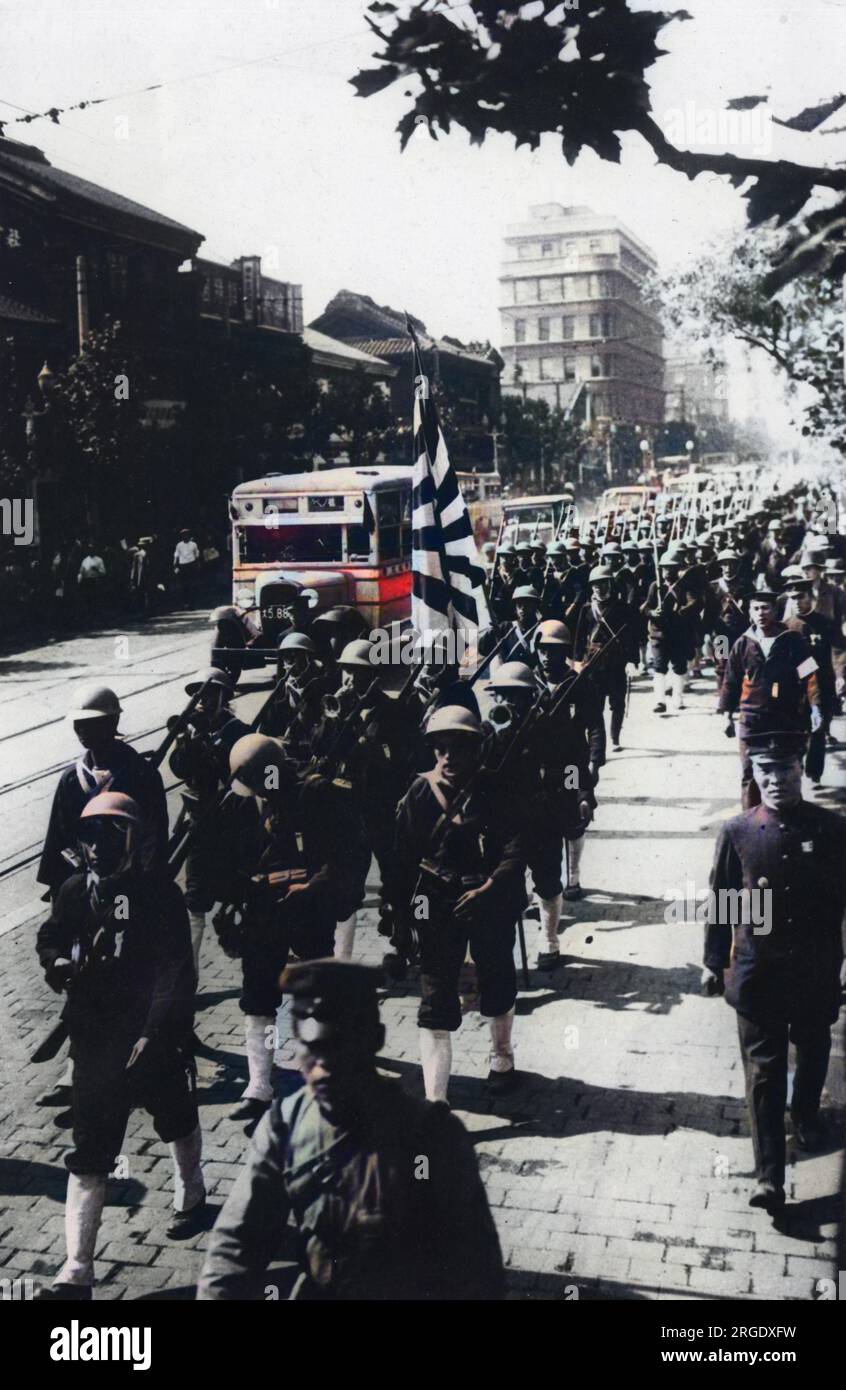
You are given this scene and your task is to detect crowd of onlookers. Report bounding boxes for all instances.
[0,526,229,642]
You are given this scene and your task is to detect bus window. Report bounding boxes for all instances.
[346,523,373,561]
[378,490,403,561]
[238,524,343,564]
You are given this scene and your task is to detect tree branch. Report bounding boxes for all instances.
[633,111,846,192]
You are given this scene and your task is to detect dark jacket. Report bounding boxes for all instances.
[36,870,194,1042]
[37,740,168,893]
[717,625,820,732]
[704,802,846,1025]
[197,1078,505,1301]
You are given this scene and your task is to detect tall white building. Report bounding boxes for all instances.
[499,204,664,426]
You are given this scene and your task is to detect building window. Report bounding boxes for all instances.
[514,319,526,343]
[589,315,601,338]
[539,357,562,382]
[591,355,603,378]
[562,316,574,340]
[515,278,539,304]
[540,239,555,257]
[539,276,562,303]
[538,317,550,342]
[603,312,616,337]
[604,355,617,377]
[563,358,576,383]
[589,238,603,251]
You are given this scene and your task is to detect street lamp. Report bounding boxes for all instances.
[685,438,695,471]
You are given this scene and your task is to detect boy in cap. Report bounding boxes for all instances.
[703,737,846,1213]
[197,959,504,1300]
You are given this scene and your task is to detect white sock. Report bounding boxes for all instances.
[487,1008,515,1073]
[653,672,666,703]
[671,671,686,707]
[170,1124,205,1213]
[334,913,357,961]
[56,1173,107,1287]
[419,1029,452,1103]
[539,893,562,951]
[566,835,584,888]
[242,1015,274,1102]
[188,910,206,982]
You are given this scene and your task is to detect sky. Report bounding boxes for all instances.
[2,0,845,434]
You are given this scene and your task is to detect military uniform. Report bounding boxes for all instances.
[198,959,504,1300]
[705,799,846,1194]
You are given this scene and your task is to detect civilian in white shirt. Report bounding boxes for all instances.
[173,528,201,608]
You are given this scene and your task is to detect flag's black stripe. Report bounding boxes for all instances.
[444,554,486,585]
[450,586,480,624]
[441,514,474,544]
[413,524,450,552]
[413,570,451,615]
[435,467,460,514]
[412,472,437,513]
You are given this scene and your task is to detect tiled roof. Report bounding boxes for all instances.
[346,335,493,364]
[303,327,393,371]
[0,293,57,324]
[0,143,202,243]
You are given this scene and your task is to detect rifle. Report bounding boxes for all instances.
[145,677,213,770]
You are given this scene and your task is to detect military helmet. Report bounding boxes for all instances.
[717,549,740,564]
[486,661,536,692]
[565,538,582,551]
[600,542,622,556]
[535,619,571,646]
[659,551,681,568]
[209,604,241,625]
[779,564,805,583]
[337,638,377,670]
[512,585,541,604]
[79,791,141,824]
[68,684,122,722]
[424,705,483,739]
[547,541,567,558]
[589,564,613,584]
[278,631,317,656]
[515,542,534,556]
[185,667,233,696]
[229,734,294,798]
[497,541,516,557]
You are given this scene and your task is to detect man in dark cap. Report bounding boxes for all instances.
[197,959,505,1300]
[718,590,823,808]
[702,737,846,1213]
[781,575,837,785]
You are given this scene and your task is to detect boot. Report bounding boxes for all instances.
[52,1172,106,1293]
[334,913,357,961]
[670,670,686,710]
[230,1015,274,1121]
[563,836,584,901]
[486,1008,517,1094]
[419,1028,452,1104]
[537,892,563,971]
[188,910,206,984]
[166,1125,207,1238]
[652,671,667,713]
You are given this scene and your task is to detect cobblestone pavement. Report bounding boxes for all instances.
[0,651,843,1301]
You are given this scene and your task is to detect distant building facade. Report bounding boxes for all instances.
[309,290,503,471]
[499,204,664,427]
[664,350,729,425]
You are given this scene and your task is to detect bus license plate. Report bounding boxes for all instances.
[262,605,289,621]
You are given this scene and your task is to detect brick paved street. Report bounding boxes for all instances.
[0,628,843,1300]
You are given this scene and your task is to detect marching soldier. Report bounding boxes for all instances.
[711,550,748,698]
[197,960,505,1300]
[703,737,846,1213]
[168,666,245,979]
[264,631,329,760]
[35,792,205,1299]
[499,585,541,665]
[533,619,601,908]
[573,564,636,753]
[39,684,169,900]
[642,550,698,714]
[390,706,527,1102]
[782,575,837,785]
[718,589,823,809]
[310,605,369,682]
[488,541,519,626]
[220,733,369,1130]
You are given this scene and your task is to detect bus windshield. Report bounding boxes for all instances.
[238,524,343,564]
